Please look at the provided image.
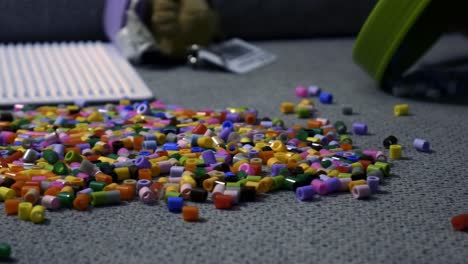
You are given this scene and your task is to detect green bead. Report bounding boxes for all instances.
[311,128,323,135]
[57,192,75,208]
[340,135,353,145]
[169,153,182,160]
[321,159,332,168]
[90,190,120,206]
[236,170,248,180]
[88,138,100,148]
[279,167,291,177]
[53,162,69,175]
[272,118,285,127]
[164,191,180,202]
[89,181,107,192]
[282,177,296,190]
[64,151,83,163]
[246,175,261,182]
[374,161,390,176]
[338,173,352,178]
[237,179,248,187]
[295,128,309,141]
[226,182,241,189]
[194,167,206,177]
[334,121,347,134]
[0,243,11,258]
[296,107,311,118]
[107,153,119,160]
[271,175,285,191]
[179,156,188,166]
[71,168,81,176]
[42,149,59,164]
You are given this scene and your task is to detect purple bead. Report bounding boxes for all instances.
[202,150,217,165]
[218,128,231,142]
[271,164,286,176]
[135,156,152,169]
[308,85,321,96]
[413,138,430,152]
[136,179,152,191]
[366,176,380,192]
[170,166,185,178]
[158,161,172,174]
[77,188,93,195]
[352,184,371,199]
[296,185,315,201]
[352,122,368,135]
[226,112,241,122]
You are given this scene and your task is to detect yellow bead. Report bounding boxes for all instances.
[280,102,295,114]
[60,186,74,193]
[103,183,118,191]
[394,104,409,116]
[157,177,169,184]
[0,187,16,201]
[180,175,197,188]
[197,136,213,148]
[87,111,105,122]
[18,202,33,221]
[389,144,402,159]
[270,140,287,152]
[30,205,46,224]
[115,167,131,181]
[154,132,166,145]
[258,177,274,193]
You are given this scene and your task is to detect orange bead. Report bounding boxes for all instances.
[182,206,199,222]
[21,185,40,198]
[259,150,274,164]
[5,199,20,215]
[44,186,61,196]
[115,185,135,201]
[133,135,145,151]
[10,181,25,197]
[138,168,152,180]
[95,172,113,185]
[307,120,322,128]
[73,194,90,211]
[65,147,81,155]
[244,113,257,125]
[340,143,353,151]
[6,151,23,163]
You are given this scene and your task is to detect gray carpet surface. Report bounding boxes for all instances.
[1,35,468,264]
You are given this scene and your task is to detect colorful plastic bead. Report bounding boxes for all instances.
[30,205,46,224]
[41,195,60,210]
[352,122,368,135]
[4,199,20,215]
[0,243,11,258]
[413,138,430,152]
[394,104,409,116]
[389,144,402,160]
[383,135,398,149]
[18,202,33,221]
[167,197,184,213]
[352,184,371,199]
[451,214,468,231]
[295,185,315,201]
[319,92,333,104]
[182,206,199,222]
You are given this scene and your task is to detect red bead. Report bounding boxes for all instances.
[192,124,208,135]
[214,194,233,209]
[451,214,468,231]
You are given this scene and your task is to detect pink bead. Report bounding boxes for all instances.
[311,162,323,170]
[339,178,352,192]
[238,163,255,175]
[352,184,371,199]
[32,176,47,182]
[180,183,192,199]
[295,86,308,97]
[41,195,60,209]
[139,187,157,204]
[311,179,328,195]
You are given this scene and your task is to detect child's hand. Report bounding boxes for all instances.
[151,0,219,58]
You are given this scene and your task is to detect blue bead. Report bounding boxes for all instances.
[191,147,203,153]
[167,197,184,213]
[222,121,233,130]
[319,92,333,104]
[163,143,179,151]
[347,155,360,162]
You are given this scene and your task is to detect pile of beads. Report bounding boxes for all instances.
[0,100,392,224]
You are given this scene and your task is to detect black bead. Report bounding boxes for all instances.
[0,112,14,122]
[383,135,398,149]
[240,186,256,202]
[128,165,139,179]
[112,141,124,154]
[0,177,15,188]
[190,188,208,202]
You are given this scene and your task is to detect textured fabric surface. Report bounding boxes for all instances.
[1,35,468,263]
[0,0,106,42]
